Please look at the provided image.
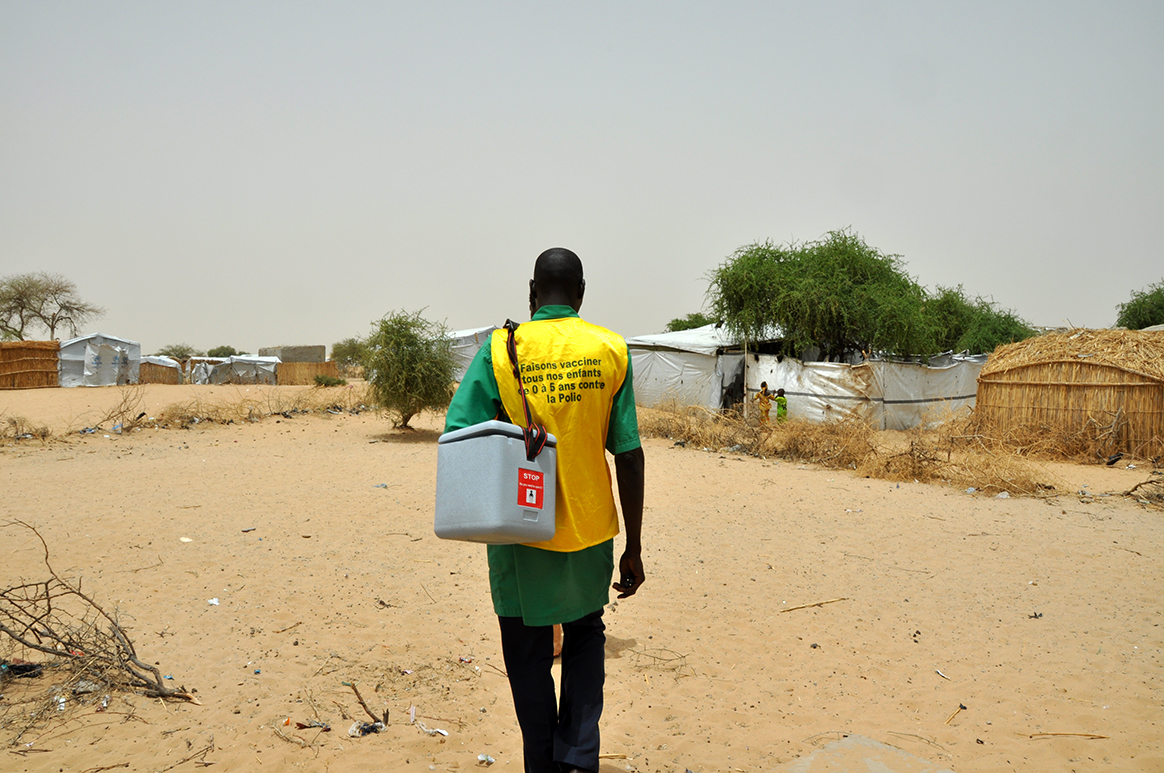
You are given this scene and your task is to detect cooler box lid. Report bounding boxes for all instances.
[438,419,557,448]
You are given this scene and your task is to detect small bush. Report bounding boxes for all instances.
[314,374,347,387]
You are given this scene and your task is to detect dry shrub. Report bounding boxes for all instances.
[639,402,1054,496]
[154,383,374,429]
[0,412,51,443]
[958,409,1148,464]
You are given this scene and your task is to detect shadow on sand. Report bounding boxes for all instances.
[372,428,442,445]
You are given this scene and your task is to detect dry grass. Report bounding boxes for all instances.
[639,401,1057,496]
[0,411,52,443]
[153,383,374,429]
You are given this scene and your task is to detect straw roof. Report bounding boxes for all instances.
[981,329,1164,382]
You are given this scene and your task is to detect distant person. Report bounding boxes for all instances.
[444,247,646,773]
[753,381,773,424]
[775,388,788,422]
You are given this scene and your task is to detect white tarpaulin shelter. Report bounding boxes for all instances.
[450,325,498,381]
[209,355,279,385]
[58,333,141,388]
[749,354,986,429]
[625,324,744,410]
[186,357,228,385]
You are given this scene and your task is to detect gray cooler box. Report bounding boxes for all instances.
[434,420,557,544]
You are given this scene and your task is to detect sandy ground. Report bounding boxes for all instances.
[1,384,1161,772]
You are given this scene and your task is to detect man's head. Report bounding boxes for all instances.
[530,247,585,315]
[776,388,785,397]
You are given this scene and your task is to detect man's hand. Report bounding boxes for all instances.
[612,549,644,598]
[613,446,645,599]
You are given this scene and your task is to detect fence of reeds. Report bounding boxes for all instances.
[139,362,182,385]
[974,329,1164,460]
[0,341,60,390]
[276,361,340,386]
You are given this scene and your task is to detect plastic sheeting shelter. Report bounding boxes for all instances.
[58,333,141,388]
[748,354,986,430]
[186,357,228,385]
[626,325,744,410]
[209,356,279,385]
[450,325,498,382]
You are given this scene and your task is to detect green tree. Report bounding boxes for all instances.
[708,230,934,360]
[0,272,104,340]
[330,336,369,368]
[207,345,240,358]
[365,310,457,429]
[155,343,203,359]
[926,285,1035,354]
[664,312,717,332]
[1115,279,1164,330]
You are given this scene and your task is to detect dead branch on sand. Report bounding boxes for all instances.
[0,521,198,743]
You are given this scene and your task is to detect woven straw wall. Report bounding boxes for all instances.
[276,361,339,386]
[0,341,60,390]
[139,362,182,385]
[977,360,1164,457]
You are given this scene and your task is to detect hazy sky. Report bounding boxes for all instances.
[3,2,1161,354]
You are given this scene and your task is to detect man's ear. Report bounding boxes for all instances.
[578,278,586,300]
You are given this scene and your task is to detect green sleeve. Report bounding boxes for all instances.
[605,344,641,455]
[444,343,502,432]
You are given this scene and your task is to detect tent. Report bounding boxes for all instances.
[748,354,986,429]
[58,333,141,388]
[209,355,279,385]
[625,324,744,410]
[450,325,498,381]
[185,357,229,385]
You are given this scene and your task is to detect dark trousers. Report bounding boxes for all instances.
[498,610,606,773]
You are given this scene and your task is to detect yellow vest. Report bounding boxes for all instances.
[491,316,630,552]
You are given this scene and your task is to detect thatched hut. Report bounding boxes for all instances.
[0,341,60,390]
[975,329,1164,459]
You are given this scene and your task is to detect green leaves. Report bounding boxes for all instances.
[365,310,456,428]
[708,230,1035,359]
[1115,279,1164,330]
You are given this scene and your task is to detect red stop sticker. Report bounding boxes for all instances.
[517,469,544,509]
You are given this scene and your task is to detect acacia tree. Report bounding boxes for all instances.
[1116,279,1164,330]
[926,285,1035,353]
[0,272,104,340]
[155,343,203,359]
[365,310,456,429]
[664,312,717,332]
[708,230,933,360]
[708,231,1034,359]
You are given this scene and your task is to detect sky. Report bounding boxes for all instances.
[2,2,1162,355]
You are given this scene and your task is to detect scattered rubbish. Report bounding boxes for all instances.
[97,695,109,712]
[296,720,331,732]
[996,491,1010,499]
[162,675,174,681]
[935,669,951,680]
[207,598,220,605]
[79,427,97,434]
[1,660,43,679]
[112,423,123,434]
[348,721,384,737]
[1105,452,1124,466]
[401,669,413,675]
[56,696,66,711]
[965,487,976,494]
[410,705,416,723]
[374,483,389,489]
[1126,464,1137,469]
[417,721,448,737]
[477,753,496,766]
[254,669,261,674]
[104,434,111,439]
[459,656,475,664]
[1029,611,1043,619]
[242,527,256,533]
[179,537,193,543]
[945,703,968,725]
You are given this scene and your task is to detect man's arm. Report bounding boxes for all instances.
[612,446,645,599]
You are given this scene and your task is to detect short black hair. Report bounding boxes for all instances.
[533,247,583,290]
